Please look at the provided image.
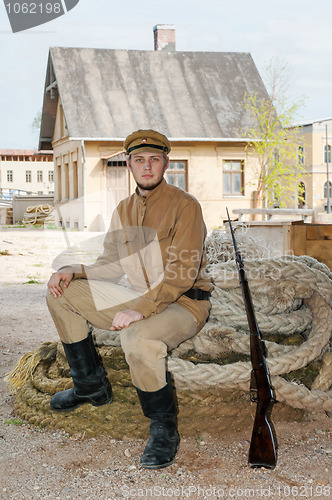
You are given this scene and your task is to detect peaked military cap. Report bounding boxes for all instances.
[124,129,171,155]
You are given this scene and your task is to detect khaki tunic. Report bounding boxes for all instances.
[71,179,212,330]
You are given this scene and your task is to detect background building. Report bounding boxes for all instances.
[0,149,54,200]
[294,118,332,214]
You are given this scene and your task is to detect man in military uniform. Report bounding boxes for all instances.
[47,129,212,469]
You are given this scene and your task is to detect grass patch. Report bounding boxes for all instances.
[23,274,41,284]
[4,418,24,426]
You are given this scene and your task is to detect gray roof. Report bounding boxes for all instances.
[39,47,270,149]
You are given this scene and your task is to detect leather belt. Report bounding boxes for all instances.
[183,288,211,301]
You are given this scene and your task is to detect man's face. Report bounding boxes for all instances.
[127,151,169,194]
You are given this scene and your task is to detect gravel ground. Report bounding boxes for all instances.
[0,228,331,499]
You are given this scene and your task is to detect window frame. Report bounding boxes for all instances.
[165,160,188,191]
[223,159,245,196]
[324,144,331,164]
[298,181,306,208]
[323,180,332,199]
[298,145,305,165]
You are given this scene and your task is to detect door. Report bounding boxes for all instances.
[107,167,129,208]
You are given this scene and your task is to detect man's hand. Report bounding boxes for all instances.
[47,267,74,298]
[111,309,143,330]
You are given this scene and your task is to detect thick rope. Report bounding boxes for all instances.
[6,230,332,416]
[93,291,331,411]
[93,242,332,411]
[167,294,332,409]
[22,204,54,225]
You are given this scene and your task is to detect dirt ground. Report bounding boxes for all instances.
[0,228,331,499]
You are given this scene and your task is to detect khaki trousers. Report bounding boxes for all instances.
[46,279,198,391]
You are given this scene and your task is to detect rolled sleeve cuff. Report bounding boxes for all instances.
[132,296,158,318]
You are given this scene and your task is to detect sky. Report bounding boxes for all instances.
[0,0,331,150]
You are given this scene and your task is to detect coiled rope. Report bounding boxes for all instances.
[22,204,54,225]
[95,232,332,412]
[6,229,332,433]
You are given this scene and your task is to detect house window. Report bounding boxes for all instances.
[64,162,69,200]
[7,170,13,182]
[48,170,54,182]
[165,161,187,190]
[72,160,78,198]
[107,159,127,167]
[223,160,244,196]
[57,164,62,200]
[324,144,331,163]
[323,181,332,199]
[298,146,305,165]
[298,182,306,208]
[26,170,32,182]
[273,183,281,208]
[37,170,43,182]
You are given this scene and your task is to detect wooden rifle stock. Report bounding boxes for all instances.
[226,209,277,469]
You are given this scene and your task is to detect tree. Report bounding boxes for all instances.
[243,59,306,209]
[31,110,42,133]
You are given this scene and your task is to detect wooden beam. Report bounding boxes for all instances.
[46,81,57,93]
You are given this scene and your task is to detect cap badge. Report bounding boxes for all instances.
[141,139,147,144]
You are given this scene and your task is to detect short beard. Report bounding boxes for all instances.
[136,177,164,192]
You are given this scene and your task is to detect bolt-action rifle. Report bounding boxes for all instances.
[226,209,277,469]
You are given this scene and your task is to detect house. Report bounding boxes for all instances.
[0,149,54,200]
[294,118,332,214]
[39,25,271,231]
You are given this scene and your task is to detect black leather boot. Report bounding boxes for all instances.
[50,333,113,412]
[136,372,179,469]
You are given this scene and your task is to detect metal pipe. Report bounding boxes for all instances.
[326,124,330,214]
[81,140,87,228]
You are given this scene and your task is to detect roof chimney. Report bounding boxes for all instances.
[153,25,176,51]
